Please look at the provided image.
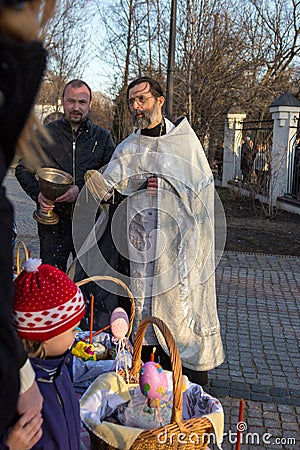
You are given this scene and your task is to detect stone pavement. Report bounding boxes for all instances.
[208,252,300,449]
[4,169,300,449]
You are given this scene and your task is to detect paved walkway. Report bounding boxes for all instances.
[209,252,299,449]
[4,170,299,449]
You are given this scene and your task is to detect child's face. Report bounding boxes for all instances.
[43,322,80,357]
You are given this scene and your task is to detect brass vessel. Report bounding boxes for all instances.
[33,167,74,225]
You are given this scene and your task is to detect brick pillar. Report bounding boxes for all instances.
[269,93,300,205]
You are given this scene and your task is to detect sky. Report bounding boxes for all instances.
[82,59,114,97]
[80,8,115,98]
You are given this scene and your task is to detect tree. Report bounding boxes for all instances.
[172,0,300,162]
[92,0,170,140]
[37,0,94,110]
[90,0,299,150]
[89,92,114,130]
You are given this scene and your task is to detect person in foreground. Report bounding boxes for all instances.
[3,258,86,450]
[0,0,56,439]
[15,79,115,272]
[85,76,224,385]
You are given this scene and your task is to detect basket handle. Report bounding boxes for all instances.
[15,241,29,276]
[131,316,184,429]
[75,275,135,337]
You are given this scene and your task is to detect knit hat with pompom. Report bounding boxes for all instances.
[13,258,86,341]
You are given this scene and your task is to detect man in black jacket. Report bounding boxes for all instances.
[16,79,115,272]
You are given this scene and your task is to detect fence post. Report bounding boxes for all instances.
[269,92,300,206]
[222,108,246,187]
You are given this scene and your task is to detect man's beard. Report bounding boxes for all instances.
[67,110,89,125]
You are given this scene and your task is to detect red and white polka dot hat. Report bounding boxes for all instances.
[13,258,86,342]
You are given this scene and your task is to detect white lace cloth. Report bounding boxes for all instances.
[80,370,224,449]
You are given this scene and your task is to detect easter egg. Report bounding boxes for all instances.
[110,307,129,339]
[139,361,168,400]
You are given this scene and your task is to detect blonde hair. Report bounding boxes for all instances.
[22,338,47,359]
[0,0,56,169]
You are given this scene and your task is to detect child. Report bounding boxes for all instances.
[5,258,86,450]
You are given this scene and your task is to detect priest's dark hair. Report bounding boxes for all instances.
[126,77,164,102]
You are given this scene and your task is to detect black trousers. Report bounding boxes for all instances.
[38,218,75,272]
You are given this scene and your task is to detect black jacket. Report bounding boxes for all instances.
[0,35,47,435]
[15,117,115,218]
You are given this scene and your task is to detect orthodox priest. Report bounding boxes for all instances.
[84,77,224,385]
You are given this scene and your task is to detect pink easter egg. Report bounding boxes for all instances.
[139,361,168,400]
[110,307,129,339]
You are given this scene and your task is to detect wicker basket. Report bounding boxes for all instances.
[76,275,135,337]
[87,316,214,450]
[14,240,29,276]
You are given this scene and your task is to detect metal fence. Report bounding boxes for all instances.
[237,119,273,193]
[286,133,300,198]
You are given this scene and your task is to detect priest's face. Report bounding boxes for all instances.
[127,82,164,129]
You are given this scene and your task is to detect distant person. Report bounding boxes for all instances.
[253,143,269,192]
[215,141,224,178]
[241,136,254,182]
[15,79,115,272]
[3,259,86,449]
[0,0,55,438]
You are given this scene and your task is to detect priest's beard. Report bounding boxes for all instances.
[132,103,160,129]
